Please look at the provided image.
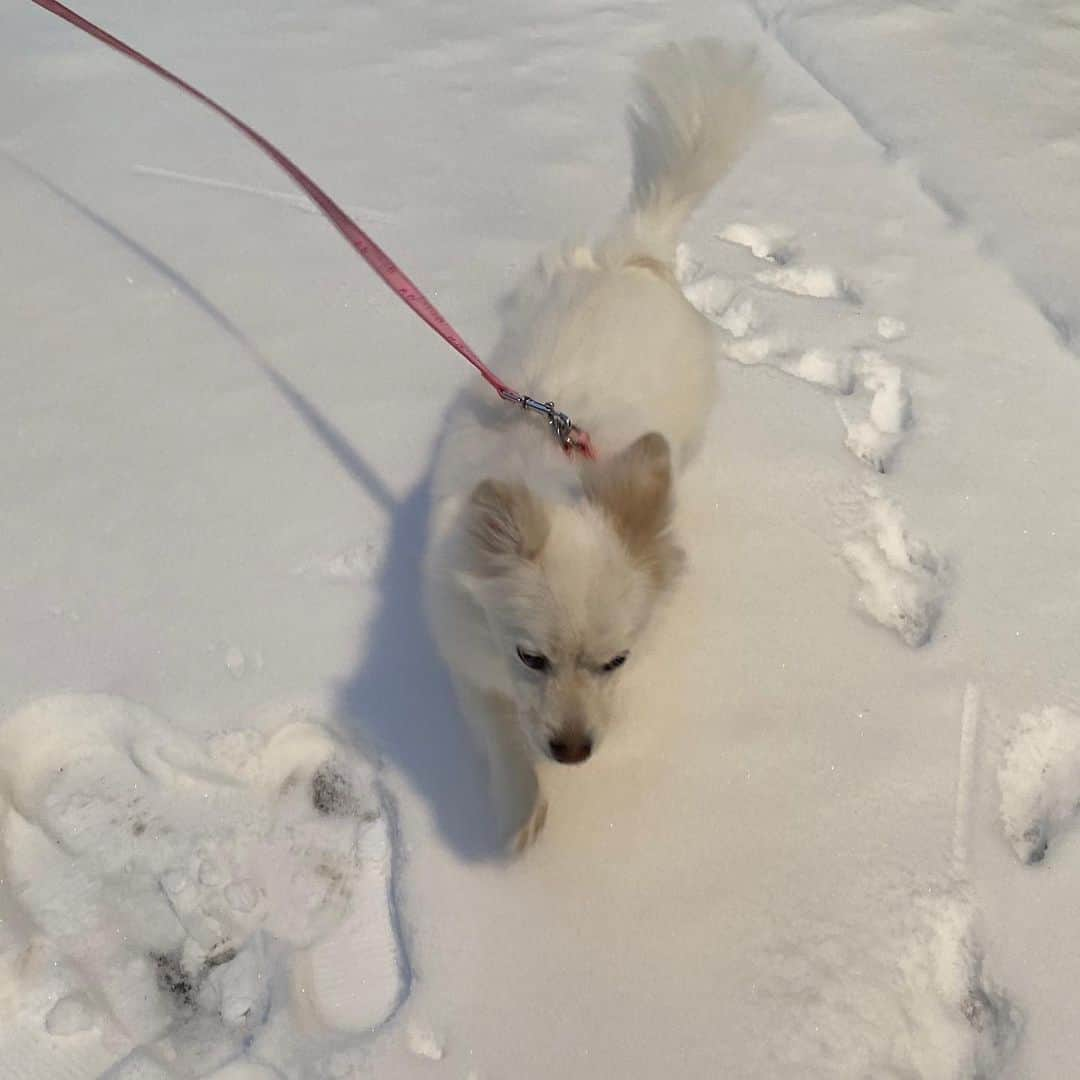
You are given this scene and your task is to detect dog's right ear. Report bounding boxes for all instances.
[466,479,549,571]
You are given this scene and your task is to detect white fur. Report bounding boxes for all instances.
[424,40,762,854]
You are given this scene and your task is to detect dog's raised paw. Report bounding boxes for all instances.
[508,797,548,856]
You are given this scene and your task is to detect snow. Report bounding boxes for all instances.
[3,0,1080,1077]
[751,0,1080,353]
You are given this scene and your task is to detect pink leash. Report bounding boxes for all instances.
[28,0,596,460]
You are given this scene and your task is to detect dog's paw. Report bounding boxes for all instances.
[506,796,548,856]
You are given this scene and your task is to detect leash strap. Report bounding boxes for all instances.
[29,0,596,460]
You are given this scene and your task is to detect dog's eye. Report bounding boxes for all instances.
[516,647,551,673]
[601,652,629,673]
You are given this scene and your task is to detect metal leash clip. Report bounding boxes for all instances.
[500,391,576,450]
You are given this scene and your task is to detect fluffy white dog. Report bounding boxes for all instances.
[424,40,761,853]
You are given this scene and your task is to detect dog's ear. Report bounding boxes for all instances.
[466,479,550,571]
[583,432,683,586]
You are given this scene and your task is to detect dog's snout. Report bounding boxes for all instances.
[548,733,593,765]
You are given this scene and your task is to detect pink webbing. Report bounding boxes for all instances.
[29,0,597,459]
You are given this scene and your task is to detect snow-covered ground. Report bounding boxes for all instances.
[3,1,1080,1076]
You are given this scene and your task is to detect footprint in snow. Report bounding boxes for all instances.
[760,891,1020,1076]
[842,487,945,647]
[684,234,939,666]
[680,238,916,472]
[678,241,860,394]
[680,274,738,325]
[677,242,764,343]
[780,347,855,393]
[998,705,1080,864]
[0,695,407,1078]
[837,350,914,473]
[717,221,854,299]
[724,334,857,395]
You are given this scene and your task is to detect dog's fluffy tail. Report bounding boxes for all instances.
[606,40,762,264]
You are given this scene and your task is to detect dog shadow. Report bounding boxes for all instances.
[7,150,497,861]
[335,440,499,861]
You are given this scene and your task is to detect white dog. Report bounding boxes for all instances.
[424,40,761,853]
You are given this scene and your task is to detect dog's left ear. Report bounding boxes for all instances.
[583,432,684,586]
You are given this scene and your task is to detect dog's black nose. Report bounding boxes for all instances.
[549,734,593,764]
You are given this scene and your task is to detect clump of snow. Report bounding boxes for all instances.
[755,263,849,300]
[723,332,789,367]
[714,295,758,338]
[867,369,911,433]
[838,350,913,471]
[680,274,737,322]
[406,1021,446,1060]
[841,418,901,472]
[842,490,945,646]
[676,243,762,341]
[0,695,406,1078]
[781,347,854,393]
[719,221,795,262]
[998,706,1080,864]
[860,351,912,434]
[292,539,383,584]
[674,242,704,286]
[223,646,263,679]
[876,315,907,341]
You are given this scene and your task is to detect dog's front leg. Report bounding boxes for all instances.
[455,681,547,855]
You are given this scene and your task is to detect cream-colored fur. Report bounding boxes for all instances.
[424,40,761,854]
